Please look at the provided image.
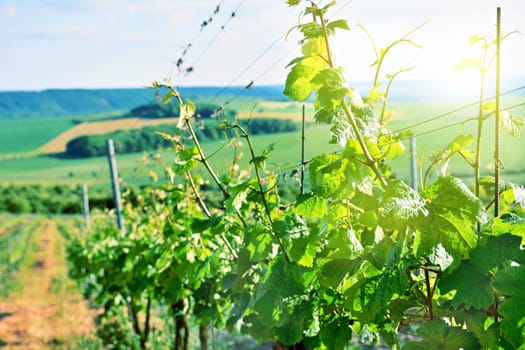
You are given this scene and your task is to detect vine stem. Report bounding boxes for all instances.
[237,124,290,262]
[167,87,230,199]
[494,7,501,219]
[494,7,502,322]
[319,10,387,188]
[169,87,249,226]
[424,267,434,320]
[184,118,230,199]
[185,171,238,260]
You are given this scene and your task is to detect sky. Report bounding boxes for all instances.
[0,0,524,92]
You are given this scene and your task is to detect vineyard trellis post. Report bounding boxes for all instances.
[82,184,91,232]
[107,139,125,234]
[300,104,306,194]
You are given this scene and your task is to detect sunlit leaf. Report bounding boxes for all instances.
[453,58,483,72]
[415,176,485,263]
[500,111,523,137]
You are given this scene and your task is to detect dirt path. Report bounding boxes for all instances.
[0,219,97,349]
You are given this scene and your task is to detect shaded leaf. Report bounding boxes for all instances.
[402,320,479,350]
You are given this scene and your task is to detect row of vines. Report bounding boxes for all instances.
[67,1,525,349]
[0,214,42,295]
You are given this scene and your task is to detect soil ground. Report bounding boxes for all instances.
[0,219,98,349]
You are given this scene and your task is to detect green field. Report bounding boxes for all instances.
[0,97,524,190]
[0,117,75,154]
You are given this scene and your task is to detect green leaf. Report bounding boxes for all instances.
[504,184,525,208]
[494,264,525,297]
[274,315,304,345]
[328,108,353,145]
[284,62,321,101]
[498,295,525,348]
[295,193,327,219]
[414,176,485,262]
[402,320,479,350]
[378,180,428,231]
[253,258,313,325]
[162,89,178,104]
[299,22,324,38]
[378,134,406,160]
[501,111,523,137]
[177,101,196,129]
[439,262,493,309]
[319,318,353,350]
[492,213,525,243]
[286,0,301,5]
[355,241,408,323]
[439,234,523,309]
[468,34,484,45]
[453,57,483,72]
[326,19,350,33]
[428,243,454,271]
[308,153,347,198]
[243,224,273,262]
[470,234,522,272]
[324,228,364,260]
[461,310,500,349]
[494,265,525,347]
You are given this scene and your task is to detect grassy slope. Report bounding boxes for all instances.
[0,117,75,154]
[0,97,523,188]
[0,100,305,156]
[39,117,180,154]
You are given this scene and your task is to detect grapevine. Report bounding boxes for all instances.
[67,1,525,349]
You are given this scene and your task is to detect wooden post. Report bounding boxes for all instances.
[82,184,91,231]
[494,7,501,218]
[410,136,418,191]
[300,104,306,195]
[107,139,125,234]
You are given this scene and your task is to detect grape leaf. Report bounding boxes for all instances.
[328,108,353,145]
[470,234,522,272]
[326,19,350,33]
[177,101,196,129]
[492,213,525,243]
[439,262,493,309]
[402,320,479,349]
[299,22,324,39]
[284,62,321,102]
[308,153,347,198]
[253,257,313,325]
[500,111,523,137]
[295,193,327,219]
[414,176,485,262]
[494,265,525,347]
[378,180,428,231]
[428,243,454,271]
[439,234,523,309]
[319,318,353,350]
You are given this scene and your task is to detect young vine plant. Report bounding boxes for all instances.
[68,1,525,349]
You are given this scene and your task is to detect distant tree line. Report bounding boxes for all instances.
[65,118,298,158]
[0,184,114,214]
[123,100,236,119]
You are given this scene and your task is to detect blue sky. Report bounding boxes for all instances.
[1,0,524,91]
